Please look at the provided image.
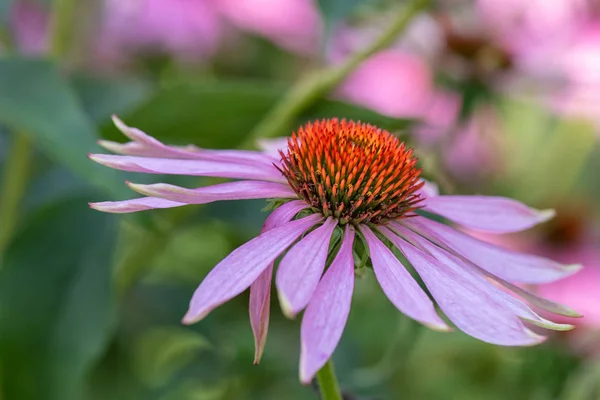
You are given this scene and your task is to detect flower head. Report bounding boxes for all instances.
[279,119,423,224]
[91,117,582,383]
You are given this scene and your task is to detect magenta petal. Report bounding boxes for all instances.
[89,154,285,182]
[89,197,185,213]
[183,214,322,324]
[250,200,309,364]
[383,227,545,345]
[424,195,555,233]
[300,225,355,384]
[399,218,580,284]
[276,218,338,318]
[359,225,449,330]
[111,116,277,165]
[127,180,297,204]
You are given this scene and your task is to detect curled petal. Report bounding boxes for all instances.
[300,226,355,384]
[384,227,548,345]
[89,154,285,182]
[276,218,338,318]
[89,197,185,213]
[250,200,309,364]
[424,195,555,233]
[127,180,297,204]
[111,116,277,165]
[399,218,580,284]
[359,225,449,331]
[183,214,322,324]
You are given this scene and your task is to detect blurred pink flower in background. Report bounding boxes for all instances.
[8,0,49,55]
[336,50,434,118]
[98,0,223,62]
[214,0,321,55]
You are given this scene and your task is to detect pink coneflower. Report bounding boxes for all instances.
[91,117,581,383]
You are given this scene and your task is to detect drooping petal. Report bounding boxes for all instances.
[300,225,355,384]
[391,226,574,332]
[276,218,338,318]
[359,225,449,331]
[89,197,186,213]
[399,218,581,284]
[183,214,322,324]
[382,227,546,346]
[424,195,555,233]
[111,116,278,165]
[89,154,285,182]
[126,180,297,204]
[250,200,308,364]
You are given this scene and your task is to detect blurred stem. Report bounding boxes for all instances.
[0,134,32,258]
[49,0,77,59]
[244,0,429,145]
[316,360,343,400]
[114,0,428,296]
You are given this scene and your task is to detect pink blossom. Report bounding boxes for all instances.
[336,50,434,118]
[214,0,321,55]
[98,0,223,61]
[91,117,580,383]
[9,1,49,55]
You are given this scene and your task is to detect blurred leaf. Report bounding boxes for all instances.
[70,74,155,124]
[148,221,234,284]
[0,57,127,197]
[134,327,212,389]
[498,98,596,204]
[101,80,409,148]
[0,197,118,400]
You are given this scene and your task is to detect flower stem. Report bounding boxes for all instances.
[49,0,77,60]
[244,0,429,145]
[316,360,343,400]
[0,134,32,257]
[115,0,428,296]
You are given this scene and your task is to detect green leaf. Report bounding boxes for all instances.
[70,74,155,124]
[101,80,409,148]
[0,0,13,26]
[0,57,127,197]
[133,327,212,389]
[0,197,118,400]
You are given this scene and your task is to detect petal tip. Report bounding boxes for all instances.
[426,322,453,332]
[277,291,297,319]
[536,208,555,222]
[181,311,204,325]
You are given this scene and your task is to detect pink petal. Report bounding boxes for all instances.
[182,213,322,324]
[89,154,285,182]
[250,200,309,364]
[89,197,185,213]
[383,227,546,345]
[399,218,580,284]
[424,195,555,233]
[359,225,449,331]
[111,116,277,166]
[276,218,338,318]
[300,225,355,384]
[126,180,297,204]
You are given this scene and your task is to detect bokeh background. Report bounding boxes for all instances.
[0,0,598,399]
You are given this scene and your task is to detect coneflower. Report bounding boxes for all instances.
[91,116,581,383]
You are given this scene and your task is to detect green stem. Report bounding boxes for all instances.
[244,0,428,145]
[316,360,343,400]
[49,0,77,60]
[0,134,32,257]
[115,0,428,295]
